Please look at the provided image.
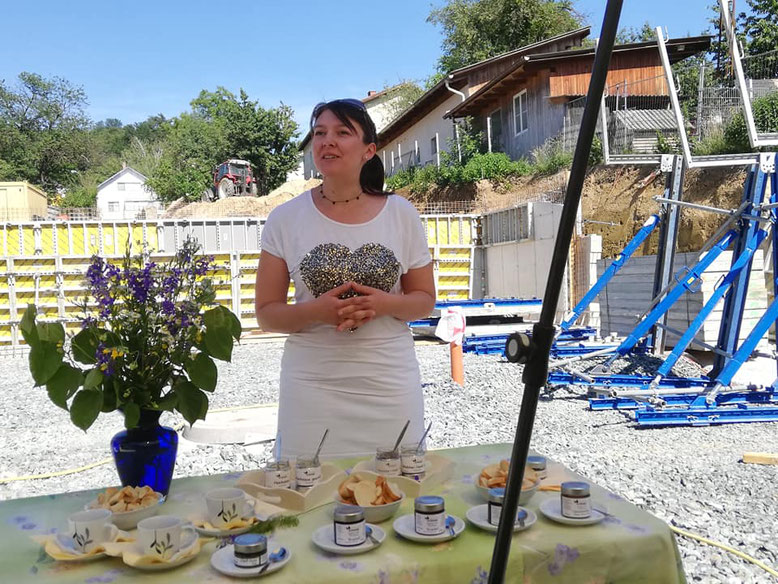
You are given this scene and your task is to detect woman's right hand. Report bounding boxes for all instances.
[312,282,356,326]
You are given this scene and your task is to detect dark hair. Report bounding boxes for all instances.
[310,99,389,196]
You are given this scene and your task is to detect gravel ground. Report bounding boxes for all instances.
[1,340,776,582]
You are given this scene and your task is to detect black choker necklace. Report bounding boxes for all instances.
[320,185,361,204]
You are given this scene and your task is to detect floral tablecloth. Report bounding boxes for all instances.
[2,443,685,583]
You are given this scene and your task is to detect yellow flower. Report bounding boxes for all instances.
[102,348,111,355]
[99,364,108,371]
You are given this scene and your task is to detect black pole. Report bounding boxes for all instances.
[487,2,623,582]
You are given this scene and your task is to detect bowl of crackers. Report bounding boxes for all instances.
[86,485,164,530]
[335,472,404,523]
[474,459,540,504]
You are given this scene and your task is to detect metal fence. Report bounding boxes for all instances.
[742,48,778,101]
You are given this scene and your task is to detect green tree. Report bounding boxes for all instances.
[428,0,583,72]
[147,88,299,202]
[381,82,426,124]
[0,72,91,194]
[616,21,655,44]
[740,0,778,55]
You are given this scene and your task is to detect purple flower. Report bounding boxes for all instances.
[548,543,580,575]
[85,569,123,583]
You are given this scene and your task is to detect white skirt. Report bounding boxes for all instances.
[275,327,425,459]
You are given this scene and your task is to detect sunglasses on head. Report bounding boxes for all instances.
[312,98,367,117]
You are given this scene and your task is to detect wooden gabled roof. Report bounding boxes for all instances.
[376,27,591,148]
[444,35,712,119]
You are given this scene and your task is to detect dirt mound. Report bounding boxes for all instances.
[163,178,322,219]
[581,165,747,257]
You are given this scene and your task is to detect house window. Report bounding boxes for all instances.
[108,202,119,212]
[513,90,529,135]
[117,183,126,191]
[431,135,438,155]
[488,108,504,152]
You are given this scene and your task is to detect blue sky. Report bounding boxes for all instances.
[2,1,715,133]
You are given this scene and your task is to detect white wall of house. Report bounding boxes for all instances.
[96,168,161,220]
[382,94,464,175]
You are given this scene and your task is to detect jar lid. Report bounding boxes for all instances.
[488,487,505,504]
[233,533,267,554]
[333,504,365,522]
[414,495,444,513]
[527,455,547,470]
[561,481,590,497]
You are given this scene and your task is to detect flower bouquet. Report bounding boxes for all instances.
[22,237,241,431]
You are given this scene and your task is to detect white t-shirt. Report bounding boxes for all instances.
[260,191,432,457]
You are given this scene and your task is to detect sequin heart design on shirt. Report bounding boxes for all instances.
[300,243,401,298]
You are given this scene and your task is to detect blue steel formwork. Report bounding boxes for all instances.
[553,160,778,426]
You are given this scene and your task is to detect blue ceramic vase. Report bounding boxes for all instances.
[110,409,178,496]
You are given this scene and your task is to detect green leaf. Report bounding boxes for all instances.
[29,342,64,385]
[223,306,242,341]
[156,392,178,411]
[174,381,209,426]
[70,389,104,431]
[185,352,217,391]
[101,385,117,412]
[202,316,232,362]
[72,329,99,364]
[123,403,140,429]
[84,368,104,389]
[36,321,65,346]
[20,304,39,347]
[45,364,83,410]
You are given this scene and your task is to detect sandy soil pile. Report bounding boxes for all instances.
[163,178,322,219]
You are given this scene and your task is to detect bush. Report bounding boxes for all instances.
[691,130,730,156]
[531,138,573,175]
[461,152,532,182]
[723,92,778,153]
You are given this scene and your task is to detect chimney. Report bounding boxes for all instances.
[122,162,127,169]
[367,91,377,97]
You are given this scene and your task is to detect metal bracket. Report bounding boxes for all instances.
[660,154,675,173]
[759,153,776,174]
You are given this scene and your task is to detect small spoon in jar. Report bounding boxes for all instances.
[391,420,411,455]
[312,429,329,466]
[415,421,433,454]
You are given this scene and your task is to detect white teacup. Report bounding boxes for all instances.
[205,487,253,528]
[137,515,196,560]
[67,508,112,553]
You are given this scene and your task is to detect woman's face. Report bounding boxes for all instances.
[312,109,376,180]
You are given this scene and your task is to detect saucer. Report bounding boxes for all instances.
[311,524,386,555]
[123,530,199,571]
[210,545,291,578]
[538,498,606,526]
[392,514,465,543]
[465,504,537,533]
[47,524,121,561]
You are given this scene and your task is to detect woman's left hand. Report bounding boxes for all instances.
[335,282,387,332]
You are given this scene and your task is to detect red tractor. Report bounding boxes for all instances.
[205,159,258,201]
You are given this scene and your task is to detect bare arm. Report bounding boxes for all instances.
[336,262,436,331]
[254,250,357,333]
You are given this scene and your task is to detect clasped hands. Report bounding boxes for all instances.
[318,281,387,333]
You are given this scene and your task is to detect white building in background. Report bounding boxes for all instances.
[96,166,161,220]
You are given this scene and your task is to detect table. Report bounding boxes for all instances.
[0,443,686,583]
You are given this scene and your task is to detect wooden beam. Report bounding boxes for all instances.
[742,452,778,465]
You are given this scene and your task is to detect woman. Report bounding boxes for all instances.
[255,99,436,458]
